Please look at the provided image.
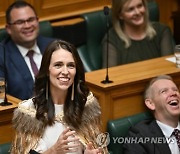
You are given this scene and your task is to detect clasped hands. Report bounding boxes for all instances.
[46,127,102,154]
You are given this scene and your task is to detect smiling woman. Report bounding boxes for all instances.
[10,40,108,154]
[48,47,76,95]
[102,0,174,68]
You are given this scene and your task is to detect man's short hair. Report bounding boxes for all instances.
[144,75,173,100]
[6,1,37,24]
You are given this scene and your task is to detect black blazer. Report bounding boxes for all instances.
[0,35,54,100]
[123,120,172,154]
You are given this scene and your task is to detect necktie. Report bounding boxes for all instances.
[26,50,39,76]
[172,129,180,149]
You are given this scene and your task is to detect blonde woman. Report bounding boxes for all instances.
[102,0,174,67]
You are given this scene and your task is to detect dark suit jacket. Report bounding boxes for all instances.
[0,35,54,100]
[123,120,172,154]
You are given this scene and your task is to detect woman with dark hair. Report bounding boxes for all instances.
[11,40,108,154]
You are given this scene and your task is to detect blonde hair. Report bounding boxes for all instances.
[144,75,173,100]
[112,0,156,48]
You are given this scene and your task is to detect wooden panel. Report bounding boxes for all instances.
[35,0,111,21]
[0,111,14,144]
[0,95,21,144]
[156,0,178,32]
[42,0,87,7]
[0,0,111,28]
[0,0,14,28]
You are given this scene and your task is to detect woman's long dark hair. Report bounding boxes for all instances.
[33,40,89,129]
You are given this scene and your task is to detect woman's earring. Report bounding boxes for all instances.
[46,81,49,100]
[71,83,74,101]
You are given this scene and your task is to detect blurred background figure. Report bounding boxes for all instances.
[0,1,53,100]
[102,0,174,68]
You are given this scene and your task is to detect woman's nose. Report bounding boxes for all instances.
[134,8,140,14]
[61,66,68,74]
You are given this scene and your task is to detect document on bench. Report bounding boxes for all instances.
[166,56,176,63]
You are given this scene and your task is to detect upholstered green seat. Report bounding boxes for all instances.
[148,1,159,22]
[77,1,159,72]
[0,142,11,154]
[39,20,53,38]
[0,20,53,42]
[0,28,7,42]
[77,10,112,72]
[107,112,153,154]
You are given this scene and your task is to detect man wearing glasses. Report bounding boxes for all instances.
[0,1,53,100]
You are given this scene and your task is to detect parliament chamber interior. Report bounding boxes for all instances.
[0,0,180,153]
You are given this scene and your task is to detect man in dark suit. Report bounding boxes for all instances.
[123,75,180,154]
[0,1,53,100]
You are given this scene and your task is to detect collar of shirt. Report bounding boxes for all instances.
[156,120,180,138]
[16,42,41,57]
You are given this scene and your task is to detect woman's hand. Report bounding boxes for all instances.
[84,142,102,154]
[44,127,80,154]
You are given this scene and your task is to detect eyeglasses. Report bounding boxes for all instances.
[8,17,38,26]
